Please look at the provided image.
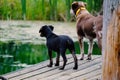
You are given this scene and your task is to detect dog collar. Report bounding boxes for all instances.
[76,7,86,16]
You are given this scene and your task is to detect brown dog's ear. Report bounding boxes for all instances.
[48,25,54,31]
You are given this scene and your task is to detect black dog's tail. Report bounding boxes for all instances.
[67,38,75,52]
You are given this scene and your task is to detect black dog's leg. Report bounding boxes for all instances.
[55,52,60,66]
[67,39,78,69]
[47,49,53,67]
[59,49,67,70]
[71,51,78,70]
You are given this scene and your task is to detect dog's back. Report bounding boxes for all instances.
[59,35,75,51]
[47,35,75,52]
[76,12,96,39]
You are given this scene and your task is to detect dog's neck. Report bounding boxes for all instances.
[76,8,93,21]
[76,7,86,16]
[75,7,90,17]
[46,32,57,39]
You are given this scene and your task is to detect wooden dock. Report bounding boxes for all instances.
[2,54,102,80]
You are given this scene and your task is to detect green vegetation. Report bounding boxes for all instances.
[0,0,103,21]
[21,0,26,20]
[0,41,101,75]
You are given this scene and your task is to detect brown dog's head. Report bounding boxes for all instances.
[71,1,87,16]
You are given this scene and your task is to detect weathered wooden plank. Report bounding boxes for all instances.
[10,55,87,80]
[56,63,101,80]
[24,58,86,80]
[39,56,101,80]
[24,55,101,80]
[2,54,73,79]
[87,74,101,80]
[8,60,72,80]
[71,68,101,80]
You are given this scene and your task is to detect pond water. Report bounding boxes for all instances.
[0,21,101,75]
[0,41,48,75]
[0,21,78,44]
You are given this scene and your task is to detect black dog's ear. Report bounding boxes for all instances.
[48,25,54,31]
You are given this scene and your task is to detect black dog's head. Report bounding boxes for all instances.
[39,25,54,37]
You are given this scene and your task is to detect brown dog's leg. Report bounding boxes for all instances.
[78,37,84,60]
[97,31,102,50]
[47,49,53,67]
[87,39,93,60]
[98,38,102,50]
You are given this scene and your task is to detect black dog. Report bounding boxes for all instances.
[39,25,78,70]
[0,76,7,80]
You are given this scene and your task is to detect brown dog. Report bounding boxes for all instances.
[71,1,102,60]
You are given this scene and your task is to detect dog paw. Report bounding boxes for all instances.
[86,57,92,60]
[73,66,78,70]
[59,67,64,70]
[87,53,92,60]
[47,64,52,67]
[55,63,59,66]
[80,57,84,60]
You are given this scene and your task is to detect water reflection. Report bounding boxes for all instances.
[0,41,48,75]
